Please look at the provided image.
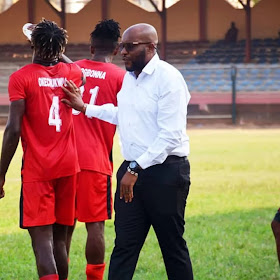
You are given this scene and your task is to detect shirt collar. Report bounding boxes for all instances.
[142,53,159,75]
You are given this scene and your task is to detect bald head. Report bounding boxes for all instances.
[122,23,158,45]
[120,23,158,77]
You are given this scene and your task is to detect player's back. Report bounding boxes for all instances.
[8,62,83,182]
[73,60,125,175]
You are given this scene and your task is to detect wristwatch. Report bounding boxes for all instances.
[127,161,141,177]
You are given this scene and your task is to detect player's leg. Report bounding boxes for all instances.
[66,219,77,258]
[76,170,112,280]
[21,181,59,279]
[85,221,106,280]
[271,208,280,265]
[54,175,77,280]
[28,225,58,279]
[53,223,69,280]
[66,173,78,259]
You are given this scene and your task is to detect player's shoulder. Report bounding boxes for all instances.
[62,62,83,75]
[10,63,35,79]
[106,63,126,75]
[74,59,87,67]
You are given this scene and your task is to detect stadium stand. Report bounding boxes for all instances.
[0,39,280,124]
[181,64,280,92]
[191,38,280,64]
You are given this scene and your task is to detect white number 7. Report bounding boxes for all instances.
[48,96,62,132]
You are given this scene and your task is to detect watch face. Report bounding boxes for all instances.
[129,161,138,169]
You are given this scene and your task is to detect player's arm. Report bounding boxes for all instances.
[0,99,25,199]
[62,80,118,124]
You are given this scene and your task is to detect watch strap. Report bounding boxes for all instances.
[127,166,138,177]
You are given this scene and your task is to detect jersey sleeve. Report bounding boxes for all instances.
[8,72,26,101]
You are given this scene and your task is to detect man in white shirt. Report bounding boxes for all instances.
[62,23,193,280]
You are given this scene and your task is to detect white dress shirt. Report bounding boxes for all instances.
[85,53,191,169]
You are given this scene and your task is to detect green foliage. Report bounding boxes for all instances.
[0,129,279,279]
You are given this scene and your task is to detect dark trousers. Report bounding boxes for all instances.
[108,156,193,280]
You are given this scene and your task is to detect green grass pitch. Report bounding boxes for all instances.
[0,128,279,279]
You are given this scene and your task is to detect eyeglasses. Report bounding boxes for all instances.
[119,42,151,52]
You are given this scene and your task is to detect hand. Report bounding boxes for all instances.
[0,175,5,199]
[120,172,138,203]
[61,80,86,112]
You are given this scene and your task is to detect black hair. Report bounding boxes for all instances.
[90,19,121,52]
[31,19,68,60]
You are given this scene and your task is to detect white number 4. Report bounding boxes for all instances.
[48,96,62,132]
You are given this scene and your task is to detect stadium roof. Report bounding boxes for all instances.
[127,0,180,12]
[0,0,262,14]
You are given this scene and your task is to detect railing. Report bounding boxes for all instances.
[1,64,280,124]
[180,64,280,124]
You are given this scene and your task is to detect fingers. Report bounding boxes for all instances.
[120,172,137,203]
[61,85,72,96]
[124,192,133,203]
[66,80,79,93]
[120,185,133,203]
[128,188,133,203]
[61,80,80,96]
[61,98,71,106]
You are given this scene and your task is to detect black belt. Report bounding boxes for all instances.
[163,155,187,164]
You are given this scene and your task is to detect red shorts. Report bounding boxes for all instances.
[20,175,77,228]
[76,170,112,223]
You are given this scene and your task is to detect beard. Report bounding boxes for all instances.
[125,49,147,73]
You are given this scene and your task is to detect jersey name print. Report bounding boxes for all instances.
[82,68,106,79]
[38,77,67,87]
[8,62,83,182]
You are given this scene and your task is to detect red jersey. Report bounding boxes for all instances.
[8,62,83,182]
[73,60,125,175]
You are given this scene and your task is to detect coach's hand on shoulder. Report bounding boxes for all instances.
[0,175,5,199]
[120,172,138,203]
[61,80,85,112]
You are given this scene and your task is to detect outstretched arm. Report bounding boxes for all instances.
[62,80,119,125]
[0,99,25,199]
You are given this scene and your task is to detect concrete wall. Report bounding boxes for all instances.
[207,0,244,41]
[253,0,280,39]
[0,0,279,44]
[0,0,60,44]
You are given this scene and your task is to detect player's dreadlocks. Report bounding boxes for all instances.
[31,19,68,61]
[90,19,121,52]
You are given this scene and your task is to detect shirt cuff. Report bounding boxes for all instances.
[85,104,99,118]
[136,153,157,170]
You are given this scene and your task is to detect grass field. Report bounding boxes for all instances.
[0,128,279,280]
